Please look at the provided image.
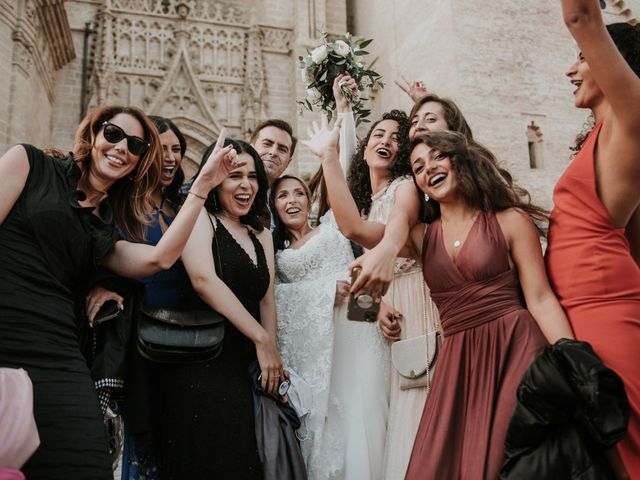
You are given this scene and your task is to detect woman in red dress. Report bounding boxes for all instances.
[546,1,640,476]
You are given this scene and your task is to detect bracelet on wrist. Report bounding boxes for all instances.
[188,190,207,201]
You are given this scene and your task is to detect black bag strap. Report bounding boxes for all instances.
[207,213,225,281]
[350,241,364,259]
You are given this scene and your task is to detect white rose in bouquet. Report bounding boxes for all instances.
[307,88,321,103]
[298,32,384,125]
[333,40,350,57]
[301,67,315,83]
[310,45,328,64]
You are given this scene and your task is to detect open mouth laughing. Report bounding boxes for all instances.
[106,154,126,167]
[234,193,252,206]
[375,147,391,159]
[285,206,302,215]
[570,79,582,94]
[428,172,447,187]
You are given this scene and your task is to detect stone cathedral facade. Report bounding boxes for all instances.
[0,0,637,205]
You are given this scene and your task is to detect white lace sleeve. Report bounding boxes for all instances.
[338,111,357,177]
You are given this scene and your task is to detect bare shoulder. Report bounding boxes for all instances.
[0,145,32,224]
[496,208,531,224]
[496,208,538,242]
[395,181,420,202]
[255,227,274,249]
[1,144,29,168]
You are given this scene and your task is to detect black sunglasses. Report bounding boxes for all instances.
[101,122,150,156]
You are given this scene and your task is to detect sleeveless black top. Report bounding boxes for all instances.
[0,145,118,478]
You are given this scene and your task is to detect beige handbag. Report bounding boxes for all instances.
[391,226,442,390]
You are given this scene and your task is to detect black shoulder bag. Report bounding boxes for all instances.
[137,214,225,363]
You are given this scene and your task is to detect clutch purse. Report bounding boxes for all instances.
[390,228,442,390]
[391,330,440,390]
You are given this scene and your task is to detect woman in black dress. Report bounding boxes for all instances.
[159,139,284,479]
[0,105,239,479]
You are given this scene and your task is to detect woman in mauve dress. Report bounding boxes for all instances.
[310,121,574,478]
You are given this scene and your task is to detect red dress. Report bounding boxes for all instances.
[546,121,640,476]
[406,214,546,479]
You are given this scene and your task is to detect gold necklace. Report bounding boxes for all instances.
[442,213,479,249]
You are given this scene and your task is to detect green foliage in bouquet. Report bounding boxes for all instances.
[298,33,385,126]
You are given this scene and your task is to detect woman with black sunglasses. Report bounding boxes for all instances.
[0,105,238,480]
[84,115,191,480]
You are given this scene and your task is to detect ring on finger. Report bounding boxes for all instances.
[94,303,102,309]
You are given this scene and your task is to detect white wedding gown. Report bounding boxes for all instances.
[275,218,389,479]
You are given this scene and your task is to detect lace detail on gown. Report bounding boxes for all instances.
[275,211,388,480]
[369,176,420,276]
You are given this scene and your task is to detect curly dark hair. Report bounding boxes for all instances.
[412,131,548,233]
[194,138,270,232]
[347,110,412,216]
[149,115,187,209]
[571,22,640,153]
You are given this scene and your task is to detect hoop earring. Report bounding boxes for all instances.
[424,193,430,202]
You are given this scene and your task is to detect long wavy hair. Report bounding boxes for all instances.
[73,105,162,242]
[195,138,270,232]
[409,94,473,139]
[346,110,412,216]
[571,22,640,154]
[412,131,548,232]
[307,165,329,223]
[270,175,312,251]
[149,115,187,208]
[409,94,518,209]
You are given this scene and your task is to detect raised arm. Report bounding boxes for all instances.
[562,0,640,126]
[181,210,284,394]
[394,75,429,103]
[334,74,358,174]
[303,117,386,248]
[349,210,424,296]
[0,145,30,224]
[103,133,242,278]
[497,209,574,343]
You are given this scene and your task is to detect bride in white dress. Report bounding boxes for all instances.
[273,131,389,479]
[303,76,441,480]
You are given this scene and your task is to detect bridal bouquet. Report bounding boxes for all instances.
[298,33,384,125]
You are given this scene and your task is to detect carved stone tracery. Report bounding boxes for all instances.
[87,0,294,160]
[10,0,75,102]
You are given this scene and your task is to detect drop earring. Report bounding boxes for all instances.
[424,193,430,202]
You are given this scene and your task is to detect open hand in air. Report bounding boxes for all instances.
[301,115,344,160]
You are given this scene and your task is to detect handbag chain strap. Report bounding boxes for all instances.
[421,275,433,394]
[421,223,441,394]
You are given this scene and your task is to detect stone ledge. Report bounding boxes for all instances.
[35,0,75,69]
